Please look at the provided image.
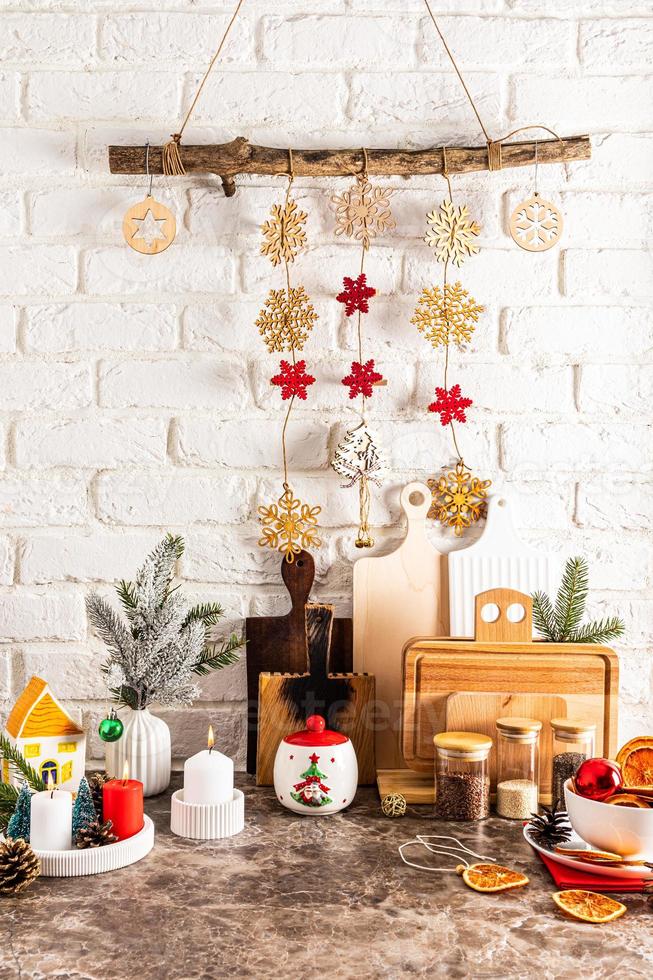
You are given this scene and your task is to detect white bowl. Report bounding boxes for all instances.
[564,779,653,860]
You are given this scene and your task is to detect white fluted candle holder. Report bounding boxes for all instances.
[170,788,244,840]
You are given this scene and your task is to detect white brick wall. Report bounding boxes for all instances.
[0,0,650,766]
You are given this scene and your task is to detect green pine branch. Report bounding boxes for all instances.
[116,579,138,621]
[569,617,626,645]
[192,633,244,677]
[184,602,225,630]
[0,782,19,833]
[0,733,46,793]
[532,557,626,645]
[532,590,558,642]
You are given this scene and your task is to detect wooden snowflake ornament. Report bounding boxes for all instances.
[256,286,318,353]
[258,486,321,562]
[427,460,492,537]
[331,177,395,250]
[412,282,484,350]
[425,200,481,267]
[509,193,563,252]
[123,195,176,255]
[261,198,307,266]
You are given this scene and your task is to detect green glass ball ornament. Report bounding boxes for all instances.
[98,709,123,743]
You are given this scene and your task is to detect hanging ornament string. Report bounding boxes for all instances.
[331,149,394,549]
[399,835,496,873]
[412,156,492,537]
[257,150,321,562]
[123,139,176,255]
[162,0,247,175]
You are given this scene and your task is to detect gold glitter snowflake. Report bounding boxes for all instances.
[260,198,307,267]
[258,486,321,561]
[331,178,395,250]
[425,200,481,267]
[411,281,484,350]
[427,460,492,537]
[256,286,318,353]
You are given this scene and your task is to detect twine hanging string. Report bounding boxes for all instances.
[163,0,247,175]
[422,0,563,174]
[439,148,464,465]
[280,147,297,490]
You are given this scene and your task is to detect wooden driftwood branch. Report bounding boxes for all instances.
[108,135,591,197]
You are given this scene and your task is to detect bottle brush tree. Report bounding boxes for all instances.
[532,556,625,644]
[86,534,243,710]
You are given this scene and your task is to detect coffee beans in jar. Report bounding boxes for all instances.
[434,732,492,822]
[550,719,596,806]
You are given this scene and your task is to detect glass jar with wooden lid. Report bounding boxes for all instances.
[434,731,492,821]
[495,717,541,819]
[550,719,596,805]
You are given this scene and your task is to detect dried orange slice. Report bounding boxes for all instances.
[604,793,651,808]
[555,845,623,862]
[552,890,626,923]
[616,737,652,769]
[621,746,653,789]
[457,863,529,892]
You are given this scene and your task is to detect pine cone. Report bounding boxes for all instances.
[0,837,40,895]
[75,819,117,849]
[87,772,108,820]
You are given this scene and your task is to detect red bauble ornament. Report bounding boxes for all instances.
[574,758,622,801]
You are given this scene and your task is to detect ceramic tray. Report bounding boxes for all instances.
[34,815,154,877]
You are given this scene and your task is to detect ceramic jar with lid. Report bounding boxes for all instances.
[273,715,358,815]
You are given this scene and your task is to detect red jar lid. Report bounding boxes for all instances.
[283,714,349,747]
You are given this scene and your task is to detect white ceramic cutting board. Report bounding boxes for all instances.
[448,493,559,638]
[353,481,447,769]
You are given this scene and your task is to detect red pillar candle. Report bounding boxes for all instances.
[103,763,144,841]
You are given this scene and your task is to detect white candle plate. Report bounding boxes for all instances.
[33,815,154,877]
[170,788,244,840]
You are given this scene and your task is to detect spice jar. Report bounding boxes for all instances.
[550,718,596,806]
[434,731,492,821]
[495,717,541,819]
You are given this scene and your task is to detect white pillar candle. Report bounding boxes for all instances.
[184,726,234,805]
[30,786,73,851]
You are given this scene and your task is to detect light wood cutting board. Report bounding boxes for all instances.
[448,493,559,638]
[402,589,619,804]
[353,481,448,770]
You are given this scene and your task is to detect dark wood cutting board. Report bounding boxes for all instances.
[245,550,352,774]
[256,603,375,785]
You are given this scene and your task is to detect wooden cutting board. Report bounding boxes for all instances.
[245,551,352,774]
[257,603,375,785]
[353,482,447,770]
[402,588,619,804]
[448,494,559,638]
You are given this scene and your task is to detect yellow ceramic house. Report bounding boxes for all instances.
[3,676,86,791]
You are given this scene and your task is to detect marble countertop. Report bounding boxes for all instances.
[2,774,652,979]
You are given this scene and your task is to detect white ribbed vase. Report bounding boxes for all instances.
[105,707,171,797]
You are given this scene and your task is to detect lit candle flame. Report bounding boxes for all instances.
[47,770,54,796]
[207,725,214,753]
[122,759,130,784]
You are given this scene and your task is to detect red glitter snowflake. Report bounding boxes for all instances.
[271,360,316,400]
[342,359,383,399]
[336,273,376,317]
[428,384,473,425]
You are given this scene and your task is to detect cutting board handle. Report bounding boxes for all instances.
[281,549,315,618]
[474,588,532,642]
[399,481,432,537]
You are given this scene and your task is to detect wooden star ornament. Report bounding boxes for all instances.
[123,195,176,255]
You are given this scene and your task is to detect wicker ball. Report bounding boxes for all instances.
[381,793,407,818]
